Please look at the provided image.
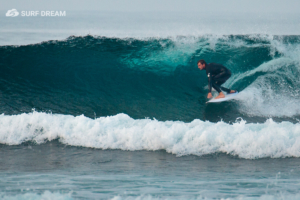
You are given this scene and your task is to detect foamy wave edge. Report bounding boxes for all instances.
[1,112,300,159]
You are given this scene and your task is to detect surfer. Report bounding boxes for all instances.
[197,59,236,99]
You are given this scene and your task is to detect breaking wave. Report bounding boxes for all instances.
[1,111,300,159]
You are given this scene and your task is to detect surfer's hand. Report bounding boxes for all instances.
[207,93,212,98]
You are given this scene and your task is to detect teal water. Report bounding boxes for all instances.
[1,35,300,122]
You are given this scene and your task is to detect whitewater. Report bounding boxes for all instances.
[1,111,300,159]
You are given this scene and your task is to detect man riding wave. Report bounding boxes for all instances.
[197,59,237,99]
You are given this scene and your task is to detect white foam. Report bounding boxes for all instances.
[1,112,300,159]
[223,35,300,117]
[235,75,300,117]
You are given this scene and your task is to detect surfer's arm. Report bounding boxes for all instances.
[207,73,212,93]
[214,68,226,79]
[207,73,213,98]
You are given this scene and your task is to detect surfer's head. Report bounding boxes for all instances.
[197,59,206,70]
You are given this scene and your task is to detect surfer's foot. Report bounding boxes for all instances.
[215,92,225,99]
[229,90,237,94]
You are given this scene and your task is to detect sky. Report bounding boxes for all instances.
[2,0,300,13]
[1,0,300,45]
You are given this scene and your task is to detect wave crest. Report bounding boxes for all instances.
[1,112,300,159]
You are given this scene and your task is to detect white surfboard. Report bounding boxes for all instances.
[207,92,239,103]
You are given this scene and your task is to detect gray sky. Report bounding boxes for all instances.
[2,0,300,13]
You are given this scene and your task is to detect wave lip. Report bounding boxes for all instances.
[1,112,300,159]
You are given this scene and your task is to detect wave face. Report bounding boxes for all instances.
[1,111,300,159]
[0,35,300,123]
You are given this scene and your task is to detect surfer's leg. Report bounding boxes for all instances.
[215,73,232,94]
[211,82,222,93]
[212,81,225,99]
[220,86,231,93]
[220,86,236,93]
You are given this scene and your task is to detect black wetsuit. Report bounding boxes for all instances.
[205,63,232,93]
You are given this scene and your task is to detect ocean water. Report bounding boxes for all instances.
[1,10,300,200]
